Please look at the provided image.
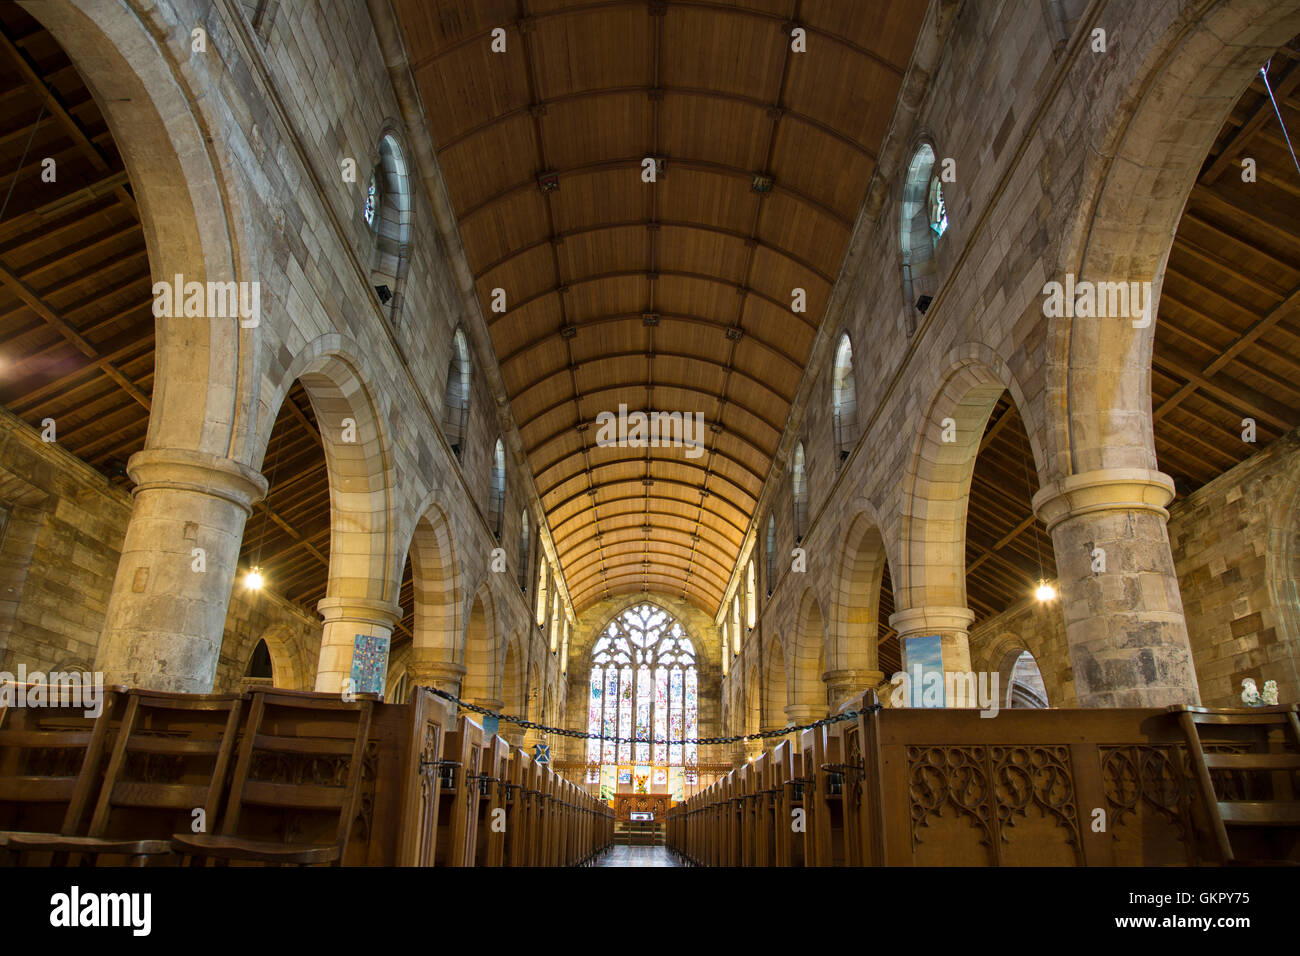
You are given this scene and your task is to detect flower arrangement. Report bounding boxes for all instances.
[1240,678,1279,706]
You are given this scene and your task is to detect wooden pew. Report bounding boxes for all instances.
[474,734,510,866]
[171,687,377,866]
[432,715,484,866]
[777,739,810,866]
[387,687,456,866]
[0,683,125,861]
[503,746,532,866]
[753,751,775,867]
[9,689,242,865]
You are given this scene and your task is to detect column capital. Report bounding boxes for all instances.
[315,595,403,628]
[889,605,974,638]
[783,703,824,725]
[127,448,268,514]
[1032,467,1175,533]
[823,669,885,704]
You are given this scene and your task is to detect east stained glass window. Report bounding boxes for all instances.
[585,604,697,778]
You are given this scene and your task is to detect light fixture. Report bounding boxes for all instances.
[245,566,265,590]
[1035,579,1056,603]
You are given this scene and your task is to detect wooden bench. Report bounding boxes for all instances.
[0,683,125,862]
[432,715,484,867]
[1173,703,1300,864]
[170,687,377,866]
[9,689,242,865]
[474,733,509,866]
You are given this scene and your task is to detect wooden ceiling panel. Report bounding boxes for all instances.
[655,225,752,282]
[555,224,647,280]
[661,6,784,101]
[539,91,649,170]
[654,167,756,235]
[437,112,538,210]
[769,120,875,213]
[459,189,551,270]
[394,0,927,612]
[658,94,770,173]
[549,167,650,232]
[530,8,649,99]
[562,274,647,322]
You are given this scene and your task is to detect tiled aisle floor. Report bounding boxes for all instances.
[593,845,683,867]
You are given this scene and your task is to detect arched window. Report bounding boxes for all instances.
[443,328,470,458]
[535,556,549,626]
[367,134,411,323]
[550,591,561,652]
[731,596,741,656]
[560,621,570,674]
[900,142,947,331]
[1006,650,1049,709]
[832,334,857,460]
[721,620,729,663]
[585,604,698,778]
[518,510,531,592]
[792,443,808,542]
[765,513,776,596]
[489,439,505,539]
[386,668,411,705]
[745,560,757,629]
[245,639,273,680]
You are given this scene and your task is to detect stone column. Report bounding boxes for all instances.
[822,668,884,710]
[314,596,403,694]
[405,655,466,695]
[889,605,975,707]
[1033,468,1199,707]
[96,448,267,693]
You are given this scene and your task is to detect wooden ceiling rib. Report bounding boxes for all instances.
[395,0,928,613]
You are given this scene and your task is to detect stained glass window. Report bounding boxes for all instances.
[364,175,377,227]
[585,603,697,779]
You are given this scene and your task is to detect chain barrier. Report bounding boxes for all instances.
[420,685,882,747]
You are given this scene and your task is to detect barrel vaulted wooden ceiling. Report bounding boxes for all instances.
[393,0,929,613]
[0,5,1295,643]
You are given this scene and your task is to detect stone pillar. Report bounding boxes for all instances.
[1033,468,1199,707]
[96,448,267,693]
[314,596,403,694]
[822,668,884,710]
[405,655,466,695]
[890,605,975,706]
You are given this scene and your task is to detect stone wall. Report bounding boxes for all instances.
[1169,430,1300,708]
[0,409,322,690]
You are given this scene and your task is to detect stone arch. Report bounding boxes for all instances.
[270,338,397,693]
[501,634,524,714]
[253,622,305,690]
[35,0,270,692]
[831,508,892,675]
[461,584,499,706]
[791,589,827,713]
[745,664,761,743]
[401,499,460,690]
[896,345,1040,612]
[1049,0,1300,480]
[22,0,257,461]
[762,635,787,730]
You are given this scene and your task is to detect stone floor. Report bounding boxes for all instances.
[593,845,683,867]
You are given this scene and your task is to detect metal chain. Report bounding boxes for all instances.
[420,685,881,747]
